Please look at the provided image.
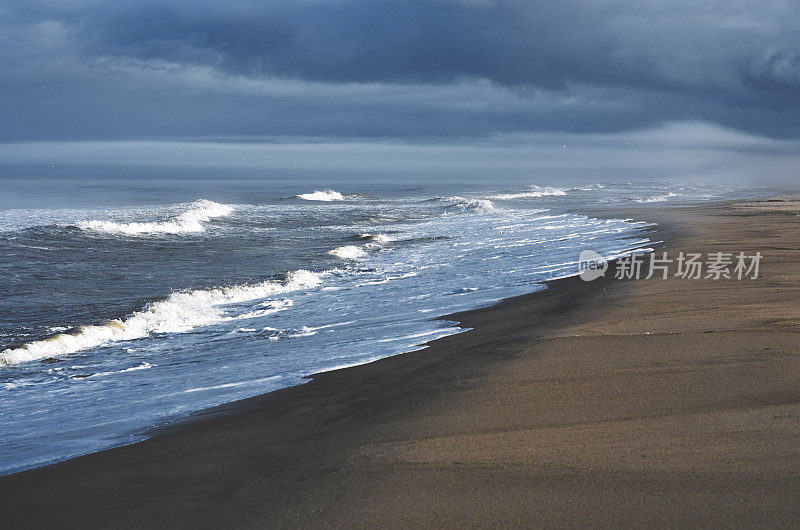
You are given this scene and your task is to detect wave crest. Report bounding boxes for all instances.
[328,245,367,259]
[445,197,496,212]
[633,192,679,203]
[488,186,567,200]
[296,190,344,201]
[0,270,323,366]
[77,200,234,235]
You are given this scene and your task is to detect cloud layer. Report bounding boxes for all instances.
[1,0,799,141]
[3,123,800,185]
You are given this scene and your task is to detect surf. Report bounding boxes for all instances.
[296,190,344,201]
[0,270,323,366]
[77,199,234,235]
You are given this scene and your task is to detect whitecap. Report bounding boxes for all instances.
[444,196,496,213]
[328,245,367,259]
[633,192,679,203]
[488,186,567,200]
[77,200,233,235]
[296,190,344,201]
[0,270,323,366]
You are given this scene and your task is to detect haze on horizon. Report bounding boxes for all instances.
[1,0,799,183]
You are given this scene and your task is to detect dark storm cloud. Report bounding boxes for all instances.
[1,0,799,140]
[69,0,800,94]
[64,0,800,93]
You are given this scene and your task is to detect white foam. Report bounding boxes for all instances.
[79,362,154,379]
[301,321,354,332]
[634,192,679,203]
[0,270,323,366]
[466,199,496,212]
[446,196,496,212]
[357,271,418,286]
[488,186,567,200]
[376,326,464,343]
[183,375,282,394]
[230,299,294,320]
[296,190,344,201]
[328,245,367,259]
[77,200,233,235]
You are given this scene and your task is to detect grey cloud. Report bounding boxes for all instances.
[1,0,799,141]
[63,0,800,94]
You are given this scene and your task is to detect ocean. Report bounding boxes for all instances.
[0,179,751,474]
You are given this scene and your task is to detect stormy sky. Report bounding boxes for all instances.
[1,0,799,181]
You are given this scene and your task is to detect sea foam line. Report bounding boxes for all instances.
[77,199,233,235]
[0,270,323,367]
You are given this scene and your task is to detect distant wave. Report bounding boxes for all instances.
[568,184,605,192]
[296,190,344,201]
[77,199,233,235]
[488,186,567,200]
[446,197,496,213]
[0,270,322,366]
[464,198,496,212]
[328,245,367,259]
[633,192,679,203]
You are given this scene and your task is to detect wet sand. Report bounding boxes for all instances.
[2,197,799,528]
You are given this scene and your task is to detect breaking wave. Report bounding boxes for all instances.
[488,187,567,200]
[296,190,344,201]
[328,245,367,259]
[433,196,497,213]
[451,197,496,212]
[0,270,323,366]
[77,200,234,235]
[633,192,679,203]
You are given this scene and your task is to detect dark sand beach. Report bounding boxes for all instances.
[2,197,799,528]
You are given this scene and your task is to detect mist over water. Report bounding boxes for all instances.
[0,178,754,474]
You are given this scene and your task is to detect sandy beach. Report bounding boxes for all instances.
[2,197,799,528]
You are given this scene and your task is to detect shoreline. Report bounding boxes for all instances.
[82,208,668,444]
[0,203,661,470]
[2,197,799,527]
[139,203,679,438]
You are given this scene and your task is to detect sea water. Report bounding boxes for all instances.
[0,178,752,474]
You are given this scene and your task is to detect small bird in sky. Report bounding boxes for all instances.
[561,144,567,149]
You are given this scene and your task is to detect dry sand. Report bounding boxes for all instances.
[1,197,799,528]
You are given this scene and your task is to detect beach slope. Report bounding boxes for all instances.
[2,198,799,528]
